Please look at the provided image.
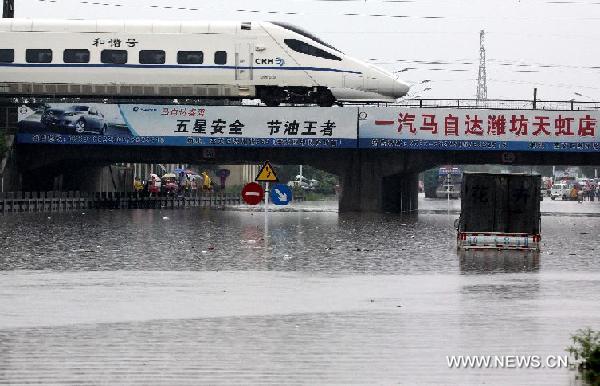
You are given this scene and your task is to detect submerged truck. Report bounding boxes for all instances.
[456,173,541,251]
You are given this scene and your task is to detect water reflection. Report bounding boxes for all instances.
[459,249,541,274]
[0,201,599,273]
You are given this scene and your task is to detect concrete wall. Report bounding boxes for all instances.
[21,164,134,193]
[61,165,134,192]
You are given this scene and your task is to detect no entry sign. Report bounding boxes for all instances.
[241,182,264,205]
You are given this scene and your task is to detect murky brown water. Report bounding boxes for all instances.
[0,197,599,385]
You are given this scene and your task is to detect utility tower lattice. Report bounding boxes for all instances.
[476,29,487,103]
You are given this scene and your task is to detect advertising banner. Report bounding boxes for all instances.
[359,107,600,152]
[17,104,358,148]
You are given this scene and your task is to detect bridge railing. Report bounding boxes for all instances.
[389,99,600,111]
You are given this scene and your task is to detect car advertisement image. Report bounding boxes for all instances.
[18,103,133,138]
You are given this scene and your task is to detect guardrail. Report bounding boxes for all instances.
[0,190,306,213]
[0,191,242,213]
[389,98,600,111]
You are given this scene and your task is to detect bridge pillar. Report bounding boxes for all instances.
[337,152,419,213]
[381,172,419,213]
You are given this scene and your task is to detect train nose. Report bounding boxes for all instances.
[394,77,410,98]
[374,72,410,99]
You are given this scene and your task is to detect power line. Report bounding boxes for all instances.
[38,0,600,21]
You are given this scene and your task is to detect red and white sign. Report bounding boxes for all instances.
[241,182,264,205]
[359,107,600,151]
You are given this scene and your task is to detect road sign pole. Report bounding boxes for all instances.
[254,161,278,238]
[264,182,269,236]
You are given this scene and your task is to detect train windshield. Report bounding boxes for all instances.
[284,39,341,61]
[270,21,342,53]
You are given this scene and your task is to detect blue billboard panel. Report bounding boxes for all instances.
[16,104,358,148]
[359,107,600,152]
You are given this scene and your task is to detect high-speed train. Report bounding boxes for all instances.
[0,19,409,106]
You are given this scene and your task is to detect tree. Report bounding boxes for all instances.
[567,327,600,384]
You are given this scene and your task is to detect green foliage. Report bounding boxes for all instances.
[567,328,600,384]
[274,164,339,195]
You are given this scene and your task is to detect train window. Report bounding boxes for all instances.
[177,51,203,64]
[26,49,52,63]
[283,39,341,61]
[63,49,90,63]
[214,51,227,65]
[139,50,165,64]
[0,49,14,63]
[101,49,128,64]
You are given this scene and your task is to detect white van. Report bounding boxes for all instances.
[287,175,318,190]
[550,183,570,200]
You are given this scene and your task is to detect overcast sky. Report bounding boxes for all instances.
[18,0,600,101]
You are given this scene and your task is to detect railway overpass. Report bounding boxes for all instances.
[3,100,600,212]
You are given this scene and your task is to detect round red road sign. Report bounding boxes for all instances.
[241,182,264,205]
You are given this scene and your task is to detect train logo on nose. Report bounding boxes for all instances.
[255,57,285,67]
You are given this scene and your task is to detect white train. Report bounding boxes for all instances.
[0,19,409,106]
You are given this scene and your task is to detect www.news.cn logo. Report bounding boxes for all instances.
[447,355,569,369]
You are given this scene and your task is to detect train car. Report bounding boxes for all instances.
[0,19,410,106]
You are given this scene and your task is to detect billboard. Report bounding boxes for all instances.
[16,104,358,148]
[16,104,600,152]
[359,107,600,152]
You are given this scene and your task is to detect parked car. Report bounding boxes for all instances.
[550,183,571,200]
[41,105,107,135]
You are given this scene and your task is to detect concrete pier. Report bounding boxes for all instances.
[336,152,420,213]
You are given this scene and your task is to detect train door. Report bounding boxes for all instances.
[235,42,254,82]
[343,73,364,90]
[365,75,379,94]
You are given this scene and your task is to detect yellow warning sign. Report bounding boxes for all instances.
[255,161,279,182]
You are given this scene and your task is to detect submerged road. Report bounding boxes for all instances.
[0,197,598,385]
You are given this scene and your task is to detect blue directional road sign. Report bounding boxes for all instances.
[270,183,293,205]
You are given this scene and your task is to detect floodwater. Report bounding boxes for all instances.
[0,196,599,385]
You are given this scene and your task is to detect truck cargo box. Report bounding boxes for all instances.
[457,173,541,251]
